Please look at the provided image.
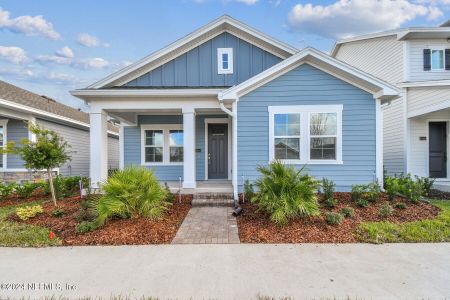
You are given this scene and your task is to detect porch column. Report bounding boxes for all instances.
[182,108,196,188]
[232,101,238,200]
[89,110,108,188]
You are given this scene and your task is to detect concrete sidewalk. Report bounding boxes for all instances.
[0,243,449,299]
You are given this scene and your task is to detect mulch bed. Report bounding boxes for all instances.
[9,195,192,246]
[429,189,450,200]
[0,194,48,208]
[237,193,440,243]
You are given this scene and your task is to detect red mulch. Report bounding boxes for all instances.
[12,195,192,246]
[237,193,440,243]
[0,194,49,208]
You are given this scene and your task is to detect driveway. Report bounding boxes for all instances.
[0,243,449,299]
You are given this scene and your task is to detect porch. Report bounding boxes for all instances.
[165,180,233,194]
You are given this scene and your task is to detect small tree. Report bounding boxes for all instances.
[5,122,72,206]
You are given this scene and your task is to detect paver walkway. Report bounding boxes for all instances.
[172,207,240,244]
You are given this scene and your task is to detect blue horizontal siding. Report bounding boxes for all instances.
[6,119,28,168]
[124,32,282,88]
[237,63,376,192]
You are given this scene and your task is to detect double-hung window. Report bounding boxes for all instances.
[142,125,183,165]
[0,120,7,169]
[269,105,342,164]
[431,49,445,70]
[217,48,233,74]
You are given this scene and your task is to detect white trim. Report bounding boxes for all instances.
[204,118,232,180]
[403,40,410,82]
[217,48,233,74]
[232,101,238,200]
[426,119,450,180]
[403,90,410,174]
[407,99,450,118]
[398,79,450,88]
[140,124,184,166]
[430,48,446,71]
[71,88,223,99]
[268,105,343,165]
[0,119,8,170]
[85,15,297,89]
[119,124,124,169]
[27,115,36,143]
[219,48,400,102]
[376,98,383,185]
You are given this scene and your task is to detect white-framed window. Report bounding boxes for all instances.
[217,48,233,74]
[268,105,343,164]
[141,124,183,165]
[0,120,7,169]
[431,49,445,70]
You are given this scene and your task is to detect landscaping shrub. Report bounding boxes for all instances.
[96,167,169,226]
[0,183,17,200]
[243,179,255,200]
[394,202,407,210]
[321,178,336,208]
[340,207,355,218]
[51,208,65,218]
[75,221,97,234]
[76,198,98,222]
[384,176,400,201]
[387,174,427,203]
[16,205,43,221]
[351,184,366,202]
[252,161,320,226]
[356,198,369,208]
[415,176,435,197]
[50,175,85,199]
[15,182,38,198]
[379,203,394,218]
[164,182,176,203]
[325,212,344,225]
[366,182,381,202]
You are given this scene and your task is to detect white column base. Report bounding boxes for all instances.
[182,180,197,189]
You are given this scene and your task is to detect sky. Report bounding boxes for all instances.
[0,0,449,110]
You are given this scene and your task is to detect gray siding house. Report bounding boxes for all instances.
[71,15,399,198]
[0,80,119,182]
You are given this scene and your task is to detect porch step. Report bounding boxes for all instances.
[192,193,235,207]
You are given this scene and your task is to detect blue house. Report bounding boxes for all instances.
[71,15,400,198]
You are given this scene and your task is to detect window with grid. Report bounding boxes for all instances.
[431,49,445,70]
[169,130,183,162]
[144,130,163,163]
[310,113,337,160]
[274,113,301,160]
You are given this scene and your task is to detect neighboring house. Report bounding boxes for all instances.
[0,80,120,182]
[71,15,399,198]
[332,23,450,191]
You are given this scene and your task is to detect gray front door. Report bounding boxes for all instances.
[208,123,228,179]
[429,122,447,178]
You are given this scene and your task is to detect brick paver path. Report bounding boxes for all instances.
[172,207,240,244]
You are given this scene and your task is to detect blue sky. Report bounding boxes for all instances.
[0,0,449,110]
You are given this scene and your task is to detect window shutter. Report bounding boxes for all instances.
[445,49,450,70]
[423,49,431,71]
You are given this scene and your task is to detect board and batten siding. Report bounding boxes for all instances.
[124,114,228,181]
[382,98,405,175]
[123,32,282,88]
[408,39,450,82]
[334,35,404,84]
[407,86,450,115]
[6,118,28,168]
[237,64,377,191]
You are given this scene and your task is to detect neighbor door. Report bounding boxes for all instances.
[429,121,447,178]
[208,123,228,179]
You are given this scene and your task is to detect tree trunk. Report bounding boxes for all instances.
[47,168,57,206]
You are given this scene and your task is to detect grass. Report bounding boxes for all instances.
[0,200,61,247]
[356,200,450,243]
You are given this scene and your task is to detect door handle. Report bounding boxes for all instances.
[208,153,211,164]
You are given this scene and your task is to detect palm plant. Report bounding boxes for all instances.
[252,160,320,225]
[96,166,169,226]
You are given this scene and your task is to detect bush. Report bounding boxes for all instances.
[379,203,393,218]
[164,182,176,203]
[389,174,424,203]
[394,202,407,210]
[351,183,381,203]
[76,198,98,222]
[96,167,169,226]
[351,184,366,202]
[15,182,39,198]
[415,176,435,197]
[356,198,369,208]
[321,178,336,208]
[243,179,255,200]
[75,221,97,234]
[51,208,65,217]
[340,207,355,218]
[16,205,43,221]
[50,175,84,199]
[384,176,400,201]
[325,212,344,225]
[0,183,17,200]
[252,161,320,226]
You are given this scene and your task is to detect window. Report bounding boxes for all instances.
[141,125,183,165]
[0,120,7,169]
[217,48,233,74]
[431,49,444,70]
[269,105,342,164]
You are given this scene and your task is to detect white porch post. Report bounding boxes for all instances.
[90,111,108,188]
[375,98,383,186]
[182,108,196,188]
[232,101,238,200]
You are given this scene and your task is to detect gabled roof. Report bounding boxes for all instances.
[331,27,450,56]
[86,15,298,89]
[0,80,118,134]
[219,47,400,102]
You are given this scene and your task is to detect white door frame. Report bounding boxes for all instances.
[426,119,450,181]
[204,118,232,180]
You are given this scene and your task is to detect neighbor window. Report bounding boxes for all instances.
[431,49,445,70]
[0,120,7,169]
[217,48,233,74]
[269,105,342,164]
[142,125,183,165]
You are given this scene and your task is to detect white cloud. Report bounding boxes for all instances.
[35,54,71,65]
[71,57,109,69]
[45,72,85,84]
[0,66,33,78]
[287,0,443,39]
[0,7,60,40]
[77,33,110,48]
[235,0,258,4]
[55,46,74,59]
[0,46,27,64]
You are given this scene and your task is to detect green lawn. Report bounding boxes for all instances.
[0,200,61,247]
[356,200,450,243]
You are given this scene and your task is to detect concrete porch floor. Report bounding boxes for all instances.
[164,180,233,194]
[434,181,450,192]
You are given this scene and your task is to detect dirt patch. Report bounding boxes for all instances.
[15,195,192,245]
[237,193,440,243]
